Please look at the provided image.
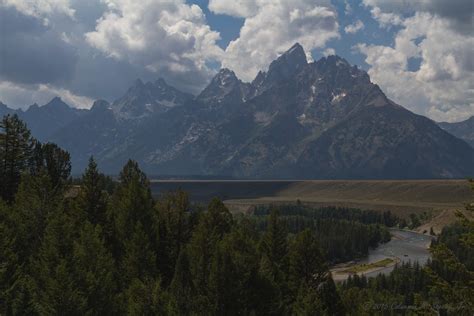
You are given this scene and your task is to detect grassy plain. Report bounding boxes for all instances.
[223,179,474,232]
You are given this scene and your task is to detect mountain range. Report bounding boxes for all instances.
[2,43,473,178]
[438,116,474,148]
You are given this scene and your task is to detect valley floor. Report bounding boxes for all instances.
[220,179,474,232]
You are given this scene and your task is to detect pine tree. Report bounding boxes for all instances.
[318,276,345,315]
[31,142,71,194]
[125,278,167,315]
[108,160,156,269]
[206,198,233,239]
[0,201,19,313]
[208,240,242,315]
[1,170,65,314]
[13,171,63,259]
[72,221,117,314]
[31,203,85,315]
[0,114,34,202]
[122,222,157,282]
[78,157,108,226]
[188,198,233,300]
[289,229,328,291]
[260,209,288,279]
[155,190,190,285]
[169,248,194,315]
[292,284,324,316]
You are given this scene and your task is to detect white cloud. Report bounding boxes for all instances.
[85,0,224,92]
[322,48,335,56]
[344,1,352,15]
[0,80,94,109]
[208,0,257,18]
[367,6,403,27]
[356,12,474,122]
[0,0,75,23]
[363,0,473,32]
[210,0,339,81]
[344,19,364,34]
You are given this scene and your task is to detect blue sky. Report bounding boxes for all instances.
[189,0,402,71]
[0,0,472,122]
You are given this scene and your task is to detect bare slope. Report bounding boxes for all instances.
[224,179,474,218]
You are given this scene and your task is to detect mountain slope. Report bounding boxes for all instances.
[112,78,193,120]
[0,98,86,141]
[20,97,86,140]
[438,116,474,148]
[42,44,474,178]
[297,105,474,179]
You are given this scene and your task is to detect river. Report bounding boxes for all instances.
[332,229,434,282]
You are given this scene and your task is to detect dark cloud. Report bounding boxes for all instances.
[63,48,160,102]
[0,1,214,107]
[425,0,473,34]
[363,0,473,34]
[0,7,78,85]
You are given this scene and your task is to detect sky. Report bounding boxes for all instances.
[0,0,472,122]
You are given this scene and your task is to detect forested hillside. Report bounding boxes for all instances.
[1,114,473,315]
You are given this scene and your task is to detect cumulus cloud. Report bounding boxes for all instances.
[344,1,352,15]
[0,7,78,85]
[85,0,224,92]
[210,0,339,81]
[0,80,93,109]
[322,48,335,56]
[344,19,364,34]
[0,0,75,24]
[208,0,257,18]
[363,0,473,33]
[356,12,474,122]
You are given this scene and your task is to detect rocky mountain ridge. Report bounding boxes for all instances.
[1,43,473,178]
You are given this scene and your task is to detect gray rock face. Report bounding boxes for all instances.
[197,68,253,106]
[4,43,473,178]
[112,78,193,120]
[0,97,86,141]
[438,116,474,148]
[21,97,87,140]
[260,43,308,91]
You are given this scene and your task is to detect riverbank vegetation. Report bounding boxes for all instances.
[339,182,474,314]
[339,258,396,274]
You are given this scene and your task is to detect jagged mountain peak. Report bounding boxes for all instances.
[112,77,192,119]
[91,99,110,111]
[316,55,350,67]
[213,68,239,85]
[268,43,307,75]
[47,96,65,104]
[281,42,306,60]
[40,97,71,111]
[150,78,174,91]
[313,55,360,75]
[252,71,266,87]
[218,68,235,75]
[256,43,308,91]
[23,44,471,179]
[26,103,40,111]
[309,54,371,87]
[155,77,167,85]
[132,78,145,87]
[0,101,15,117]
[197,68,252,105]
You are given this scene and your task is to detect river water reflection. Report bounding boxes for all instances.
[333,229,434,281]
